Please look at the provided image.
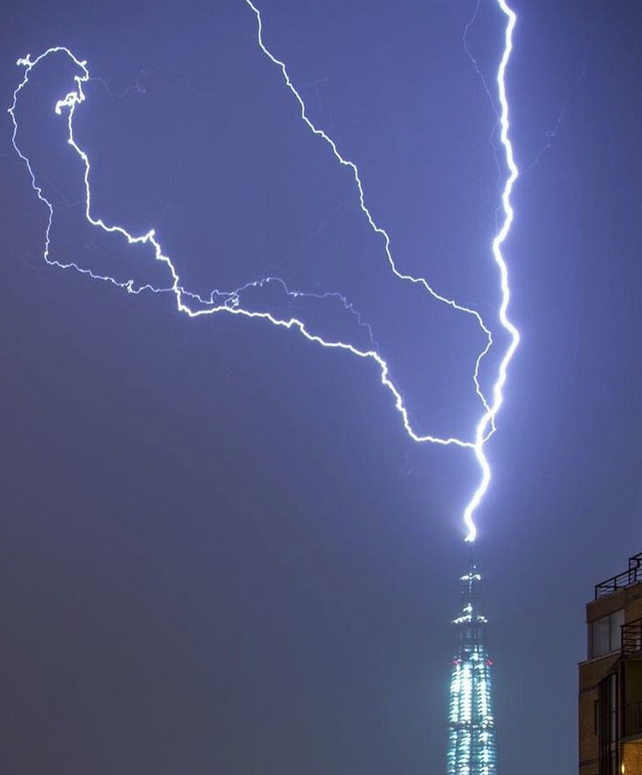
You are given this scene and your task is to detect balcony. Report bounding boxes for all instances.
[595,552,642,599]
[622,619,642,656]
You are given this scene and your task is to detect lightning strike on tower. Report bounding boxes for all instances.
[8,0,519,543]
[448,552,498,775]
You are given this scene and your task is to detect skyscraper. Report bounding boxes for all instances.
[447,552,499,775]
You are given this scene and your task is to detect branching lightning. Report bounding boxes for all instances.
[7,0,519,543]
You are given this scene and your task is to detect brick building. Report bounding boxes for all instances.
[579,551,642,774]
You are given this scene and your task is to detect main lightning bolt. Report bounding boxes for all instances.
[7,0,519,543]
[462,0,520,542]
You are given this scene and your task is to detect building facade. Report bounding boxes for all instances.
[447,554,498,775]
[579,551,642,775]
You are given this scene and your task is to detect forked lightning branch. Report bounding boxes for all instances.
[8,0,519,542]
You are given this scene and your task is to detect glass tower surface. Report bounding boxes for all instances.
[447,553,498,775]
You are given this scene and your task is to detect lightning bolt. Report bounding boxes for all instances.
[7,0,519,543]
[462,0,520,542]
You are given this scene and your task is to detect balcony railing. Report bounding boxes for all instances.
[622,619,642,656]
[624,699,642,738]
[595,552,642,598]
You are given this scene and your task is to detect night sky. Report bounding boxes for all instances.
[1,0,641,773]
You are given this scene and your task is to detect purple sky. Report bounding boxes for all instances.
[0,0,641,772]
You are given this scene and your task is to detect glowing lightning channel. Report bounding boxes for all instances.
[462,0,520,542]
[8,48,477,450]
[242,0,494,428]
[7,0,520,543]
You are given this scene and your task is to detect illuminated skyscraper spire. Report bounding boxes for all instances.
[447,551,498,775]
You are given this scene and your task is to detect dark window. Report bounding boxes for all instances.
[589,610,625,658]
[598,674,619,775]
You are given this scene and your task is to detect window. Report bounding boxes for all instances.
[611,609,625,650]
[589,609,624,659]
[598,674,619,775]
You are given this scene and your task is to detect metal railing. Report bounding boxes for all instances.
[624,699,642,738]
[622,619,642,656]
[595,552,642,598]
